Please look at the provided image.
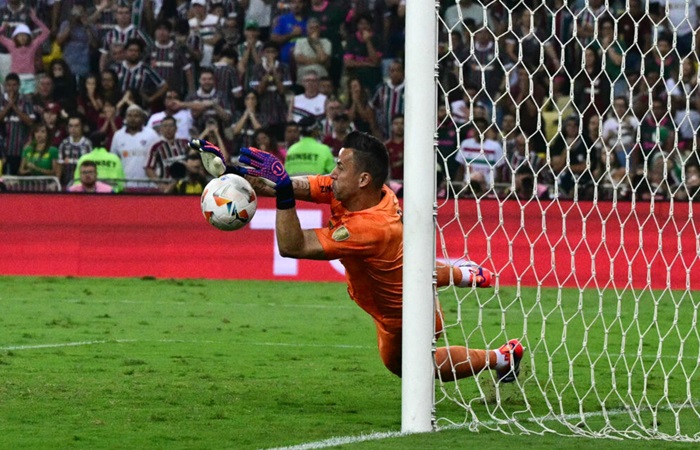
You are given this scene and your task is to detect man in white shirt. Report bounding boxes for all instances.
[146,89,194,140]
[456,118,504,194]
[291,70,326,123]
[111,104,160,188]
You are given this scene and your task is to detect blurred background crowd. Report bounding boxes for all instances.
[0,0,697,201]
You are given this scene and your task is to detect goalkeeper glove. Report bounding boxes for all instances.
[188,138,228,177]
[238,147,295,210]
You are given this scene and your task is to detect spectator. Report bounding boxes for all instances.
[99,3,153,72]
[650,0,700,59]
[250,41,293,139]
[497,129,546,200]
[253,127,286,161]
[343,12,383,92]
[0,0,32,83]
[293,17,331,82]
[0,72,36,175]
[146,89,195,140]
[31,73,54,115]
[231,90,265,150]
[198,115,230,161]
[549,115,595,198]
[237,20,264,92]
[146,115,190,183]
[99,68,123,107]
[319,95,344,140]
[73,131,126,193]
[322,112,352,157]
[68,160,114,193]
[602,96,640,173]
[18,122,59,177]
[110,104,160,187]
[244,0,274,42]
[443,0,495,38]
[49,59,79,115]
[318,75,336,98]
[308,0,345,87]
[42,102,66,147]
[595,18,627,98]
[384,114,404,182]
[280,120,301,155]
[503,8,560,74]
[371,58,405,140]
[188,0,221,67]
[270,0,307,67]
[56,1,98,82]
[345,76,380,138]
[96,100,123,149]
[211,44,243,113]
[149,19,195,104]
[174,17,203,67]
[291,70,326,122]
[165,150,208,195]
[436,104,460,195]
[112,38,169,110]
[456,118,504,196]
[284,116,335,176]
[184,67,233,134]
[0,8,50,95]
[57,114,92,188]
[77,73,104,131]
[465,27,504,104]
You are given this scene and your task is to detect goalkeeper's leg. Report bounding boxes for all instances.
[436,261,492,288]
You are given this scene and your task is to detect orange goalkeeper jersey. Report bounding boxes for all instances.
[308,175,403,328]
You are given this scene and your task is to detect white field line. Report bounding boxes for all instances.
[0,339,373,351]
[266,402,700,450]
[61,298,356,309]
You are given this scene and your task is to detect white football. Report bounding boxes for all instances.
[201,174,257,231]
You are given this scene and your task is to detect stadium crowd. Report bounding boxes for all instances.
[0,0,697,201]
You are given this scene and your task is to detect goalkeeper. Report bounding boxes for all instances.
[189,133,523,382]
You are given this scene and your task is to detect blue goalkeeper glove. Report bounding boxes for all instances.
[188,138,230,177]
[238,147,295,210]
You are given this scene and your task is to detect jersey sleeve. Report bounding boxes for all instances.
[307,175,334,204]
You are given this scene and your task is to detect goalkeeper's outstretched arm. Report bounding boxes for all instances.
[245,175,313,201]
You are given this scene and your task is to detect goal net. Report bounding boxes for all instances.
[428,0,700,440]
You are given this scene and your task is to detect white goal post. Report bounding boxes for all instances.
[403,0,700,441]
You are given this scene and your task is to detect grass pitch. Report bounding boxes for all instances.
[0,276,698,449]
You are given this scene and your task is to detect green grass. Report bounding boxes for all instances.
[0,277,698,449]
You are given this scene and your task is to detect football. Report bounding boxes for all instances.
[201,174,257,231]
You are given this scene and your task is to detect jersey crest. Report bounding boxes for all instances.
[332,225,350,242]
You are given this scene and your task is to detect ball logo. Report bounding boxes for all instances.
[271,161,285,177]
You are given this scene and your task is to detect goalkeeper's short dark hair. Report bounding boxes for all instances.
[343,131,389,190]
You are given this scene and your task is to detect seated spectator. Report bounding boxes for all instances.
[99,68,123,108]
[146,115,191,184]
[165,150,208,195]
[49,59,79,115]
[68,160,114,193]
[456,118,505,196]
[146,89,195,140]
[293,17,331,82]
[231,90,265,150]
[198,115,230,161]
[18,123,59,177]
[110,104,160,188]
[253,127,286,161]
[549,115,594,198]
[497,130,546,200]
[42,102,67,148]
[58,115,93,188]
[322,112,352,156]
[319,96,344,140]
[184,67,232,135]
[31,74,55,115]
[318,76,336,98]
[77,74,104,131]
[280,121,300,156]
[345,77,380,138]
[96,100,123,149]
[292,70,326,122]
[384,115,405,182]
[284,117,335,176]
[73,132,126,193]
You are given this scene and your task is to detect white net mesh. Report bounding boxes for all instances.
[434,0,700,440]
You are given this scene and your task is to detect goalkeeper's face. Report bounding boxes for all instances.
[330,147,363,202]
